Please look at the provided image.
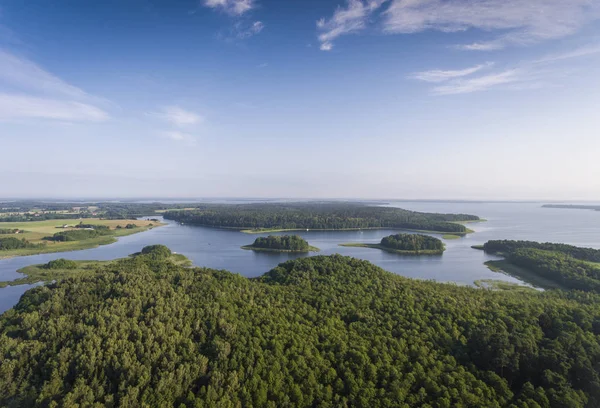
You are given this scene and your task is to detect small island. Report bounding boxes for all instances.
[242,235,319,253]
[340,233,445,255]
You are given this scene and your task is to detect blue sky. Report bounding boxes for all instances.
[1,0,599,200]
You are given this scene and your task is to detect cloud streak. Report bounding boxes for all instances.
[412,44,600,95]
[162,130,197,146]
[317,0,600,51]
[410,62,494,83]
[0,50,109,122]
[203,0,255,16]
[317,0,386,51]
[156,106,204,127]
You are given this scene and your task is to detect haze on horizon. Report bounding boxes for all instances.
[1,0,599,201]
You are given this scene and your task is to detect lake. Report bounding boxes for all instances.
[1,201,599,314]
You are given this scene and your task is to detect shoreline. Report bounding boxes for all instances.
[339,243,444,256]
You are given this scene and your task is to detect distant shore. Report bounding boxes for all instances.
[241,245,320,253]
[339,243,444,255]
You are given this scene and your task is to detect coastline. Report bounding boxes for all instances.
[339,243,444,255]
[241,245,320,253]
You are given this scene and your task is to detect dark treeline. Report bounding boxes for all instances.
[483,240,600,263]
[74,223,110,230]
[43,229,112,242]
[0,237,42,250]
[1,252,600,407]
[251,235,310,251]
[380,233,444,252]
[165,203,479,234]
[483,240,600,293]
[0,229,19,234]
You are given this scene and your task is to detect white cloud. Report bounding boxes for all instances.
[410,62,494,83]
[0,49,109,122]
[0,94,108,121]
[235,20,264,39]
[203,0,255,16]
[317,0,387,51]
[317,0,600,51]
[533,44,600,64]
[157,106,204,127]
[432,69,522,95]
[384,0,600,50]
[162,130,197,146]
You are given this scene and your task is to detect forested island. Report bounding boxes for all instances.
[1,250,599,406]
[476,240,600,292]
[340,233,445,255]
[164,203,479,235]
[543,204,600,211]
[242,235,319,252]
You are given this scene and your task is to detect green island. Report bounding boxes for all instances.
[0,218,164,259]
[0,245,191,288]
[1,250,600,406]
[164,202,480,235]
[340,233,445,255]
[242,235,319,252]
[476,240,600,292]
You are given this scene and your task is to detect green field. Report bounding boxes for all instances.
[442,234,461,240]
[0,218,164,259]
[241,245,320,253]
[339,242,444,255]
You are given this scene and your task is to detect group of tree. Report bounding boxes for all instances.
[164,203,479,234]
[483,240,600,293]
[1,251,600,407]
[43,258,78,270]
[250,235,310,251]
[380,233,444,252]
[0,237,42,251]
[74,223,110,230]
[43,229,112,242]
[0,229,19,234]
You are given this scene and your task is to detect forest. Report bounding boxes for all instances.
[0,237,42,251]
[381,233,444,252]
[247,235,311,251]
[164,203,479,234]
[1,249,599,407]
[481,240,600,293]
[43,229,112,242]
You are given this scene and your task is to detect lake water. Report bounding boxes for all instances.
[1,201,599,314]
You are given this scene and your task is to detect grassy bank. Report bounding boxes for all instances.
[339,243,444,255]
[473,279,537,293]
[442,234,461,240]
[0,218,164,259]
[241,245,320,253]
[241,227,474,236]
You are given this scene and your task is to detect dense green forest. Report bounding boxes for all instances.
[43,229,112,242]
[1,250,600,407]
[164,203,479,234]
[43,258,78,270]
[381,233,444,252]
[247,235,312,251]
[483,240,600,263]
[0,237,42,251]
[481,240,600,293]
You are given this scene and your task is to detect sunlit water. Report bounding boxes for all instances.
[1,201,598,313]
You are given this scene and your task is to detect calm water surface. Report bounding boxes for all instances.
[1,202,599,313]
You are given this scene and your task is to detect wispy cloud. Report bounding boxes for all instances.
[384,0,600,51]
[162,130,197,146]
[317,0,600,51]
[155,106,204,127]
[0,49,109,122]
[410,62,494,83]
[0,94,108,121]
[413,44,600,95]
[234,20,264,39]
[317,0,386,51]
[203,0,255,16]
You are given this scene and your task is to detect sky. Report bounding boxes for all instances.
[0,0,599,200]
